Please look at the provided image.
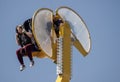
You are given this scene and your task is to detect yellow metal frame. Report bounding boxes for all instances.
[56,22,71,82]
[31,8,57,61]
[31,7,91,82]
[56,6,92,56]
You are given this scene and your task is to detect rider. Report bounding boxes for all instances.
[16,25,35,71]
[23,18,32,32]
[53,15,63,38]
[23,18,39,51]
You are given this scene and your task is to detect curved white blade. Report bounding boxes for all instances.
[32,8,53,57]
[57,7,91,53]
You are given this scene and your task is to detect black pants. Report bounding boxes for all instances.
[16,44,34,65]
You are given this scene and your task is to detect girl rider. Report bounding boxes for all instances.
[16,25,34,71]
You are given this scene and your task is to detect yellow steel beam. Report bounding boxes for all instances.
[50,26,57,62]
[56,21,71,82]
[73,40,88,56]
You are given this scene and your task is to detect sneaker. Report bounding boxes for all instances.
[29,60,34,67]
[20,64,25,71]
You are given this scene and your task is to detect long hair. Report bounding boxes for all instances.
[16,25,22,33]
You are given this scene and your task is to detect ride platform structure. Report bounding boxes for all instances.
[31,7,91,82]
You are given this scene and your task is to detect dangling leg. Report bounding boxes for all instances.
[25,44,34,67]
[16,48,25,71]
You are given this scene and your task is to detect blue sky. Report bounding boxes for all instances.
[0,0,120,82]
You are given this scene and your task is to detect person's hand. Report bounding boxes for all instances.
[22,28,26,33]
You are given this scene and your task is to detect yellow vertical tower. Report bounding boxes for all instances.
[56,22,71,82]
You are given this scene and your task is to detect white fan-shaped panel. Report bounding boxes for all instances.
[32,8,53,57]
[57,7,91,53]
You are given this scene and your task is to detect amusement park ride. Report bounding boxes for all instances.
[31,6,91,82]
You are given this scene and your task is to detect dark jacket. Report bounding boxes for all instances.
[17,33,32,47]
